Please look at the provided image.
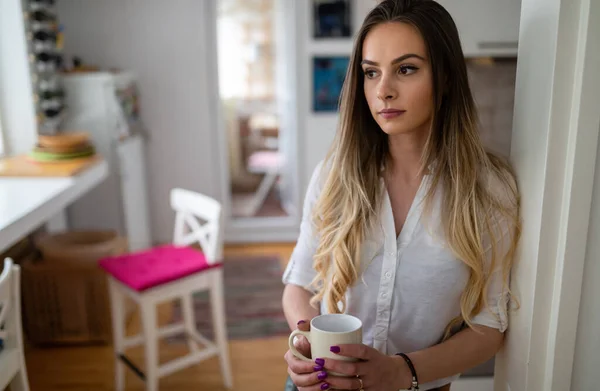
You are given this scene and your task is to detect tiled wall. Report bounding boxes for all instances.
[468,58,518,158]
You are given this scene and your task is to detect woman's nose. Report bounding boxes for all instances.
[377,78,397,101]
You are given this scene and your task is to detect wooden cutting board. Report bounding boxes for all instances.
[0,154,103,177]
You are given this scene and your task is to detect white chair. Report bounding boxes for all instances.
[0,258,30,391]
[100,188,233,391]
[245,150,283,216]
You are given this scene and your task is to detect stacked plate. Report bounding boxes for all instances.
[29,131,95,162]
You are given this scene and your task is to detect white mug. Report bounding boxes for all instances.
[288,314,363,376]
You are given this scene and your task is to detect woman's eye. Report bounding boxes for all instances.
[399,65,418,75]
[364,69,377,79]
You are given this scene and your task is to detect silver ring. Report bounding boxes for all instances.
[357,375,364,391]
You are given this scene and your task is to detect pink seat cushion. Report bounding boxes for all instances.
[247,151,282,172]
[99,245,221,291]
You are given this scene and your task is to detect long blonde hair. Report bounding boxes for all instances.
[309,0,521,337]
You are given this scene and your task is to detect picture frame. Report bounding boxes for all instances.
[313,0,352,39]
[312,56,350,112]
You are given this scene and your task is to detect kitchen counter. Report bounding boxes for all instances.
[0,159,108,252]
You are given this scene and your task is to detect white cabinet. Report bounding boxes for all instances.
[354,0,522,58]
[60,72,152,251]
[437,0,521,57]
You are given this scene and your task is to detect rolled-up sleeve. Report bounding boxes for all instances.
[282,161,325,291]
[471,214,515,332]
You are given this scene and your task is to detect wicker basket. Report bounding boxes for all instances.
[34,230,125,266]
[21,231,128,345]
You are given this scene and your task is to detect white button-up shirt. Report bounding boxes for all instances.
[283,161,510,390]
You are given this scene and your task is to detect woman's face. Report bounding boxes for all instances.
[361,22,434,137]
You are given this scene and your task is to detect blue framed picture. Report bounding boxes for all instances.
[313,56,350,112]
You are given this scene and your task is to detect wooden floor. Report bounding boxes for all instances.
[22,243,296,391]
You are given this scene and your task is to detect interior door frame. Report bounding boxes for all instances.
[202,0,303,243]
[494,0,600,389]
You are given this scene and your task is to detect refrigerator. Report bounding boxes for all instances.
[59,71,152,251]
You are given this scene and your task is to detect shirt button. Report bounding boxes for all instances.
[385,272,392,278]
[381,293,387,298]
[388,251,395,257]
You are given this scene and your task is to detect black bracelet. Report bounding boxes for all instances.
[395,353,419,390]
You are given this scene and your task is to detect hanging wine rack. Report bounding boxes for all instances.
[23,0,65,135]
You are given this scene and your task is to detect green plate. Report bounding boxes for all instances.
[29,146,96,162]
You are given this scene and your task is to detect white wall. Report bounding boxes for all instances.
[296,0,377,190]
[0,0,38,155]
[571,124,600,391]
[494,0,600,388]
[56,0,219,244]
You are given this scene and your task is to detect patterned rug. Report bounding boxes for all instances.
[170,255,290,341]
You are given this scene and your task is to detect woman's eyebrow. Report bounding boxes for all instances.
[360,53,426,66]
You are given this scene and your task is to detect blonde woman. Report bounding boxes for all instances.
[282,0,521,390]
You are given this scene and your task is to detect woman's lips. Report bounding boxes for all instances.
[379,109,406,119]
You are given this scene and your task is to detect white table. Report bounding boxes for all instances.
[0,160,108,253]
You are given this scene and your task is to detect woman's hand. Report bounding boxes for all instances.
[317,344,412,391]
[284,320,331,391]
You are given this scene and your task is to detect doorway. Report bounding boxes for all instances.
[211,0,301,242]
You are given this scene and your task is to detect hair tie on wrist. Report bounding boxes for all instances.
[395,353,419,390]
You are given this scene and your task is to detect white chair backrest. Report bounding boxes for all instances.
[0,258,19,350]
[170,188,223,264]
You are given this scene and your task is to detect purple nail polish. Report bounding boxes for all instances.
[313,365,323,371]
[330,346,341,353]
[318,371,328,381]
[320,383,330,390]
[297,320,306,325]
[315,358,325,366]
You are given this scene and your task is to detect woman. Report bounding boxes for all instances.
[282,0,520,390]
